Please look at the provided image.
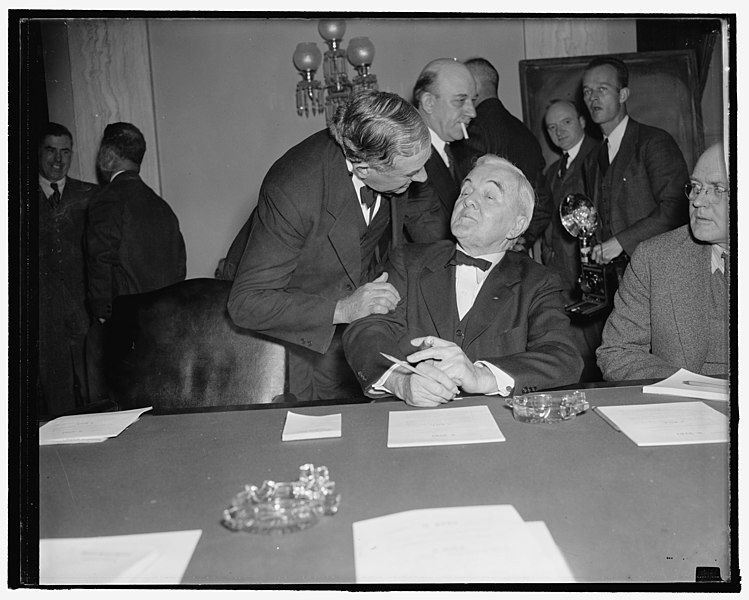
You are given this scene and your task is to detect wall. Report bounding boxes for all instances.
[43,17,641,278]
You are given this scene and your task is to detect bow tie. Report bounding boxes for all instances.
[449,250,491,271]
[360,186,378,209]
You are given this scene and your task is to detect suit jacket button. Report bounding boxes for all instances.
[456,329,464,337]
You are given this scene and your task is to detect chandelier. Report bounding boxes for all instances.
[293,19,378,126]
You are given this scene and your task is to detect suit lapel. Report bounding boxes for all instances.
[326,156,363,285]
[426,147,458,215]
[671,236,711,369]
[418,246,457,339]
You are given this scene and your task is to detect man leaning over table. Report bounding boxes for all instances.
[343,154,583,407]
[596,142,729,381]
[228,90,448,402]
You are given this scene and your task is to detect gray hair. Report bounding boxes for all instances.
[329,90,430,170]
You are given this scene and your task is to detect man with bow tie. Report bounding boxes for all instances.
[343,154,583,407]
[228,91,448,402]
[36,122,99,417]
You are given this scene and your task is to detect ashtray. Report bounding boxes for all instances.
[506,390,589,424]
[222,464,341,534]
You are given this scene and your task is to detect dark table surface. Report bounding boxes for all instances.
[39,385,732,585]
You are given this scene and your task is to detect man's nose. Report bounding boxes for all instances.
[464,100,477,119]
[412,167,427,183]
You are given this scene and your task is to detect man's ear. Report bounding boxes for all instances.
[421,92,435,114]
[352,162,370,181]
[618,86,630,104]
[508,215,529,240]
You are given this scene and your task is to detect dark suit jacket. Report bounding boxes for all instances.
[86,170,186,319]
[417,145,460,219]
[596,226,725,381]
[39,177,99,333]
[227,129,447,355]
[343,241,583,396]
[525,135,598,296]
[451,97,545,187]
[583,117,689,256]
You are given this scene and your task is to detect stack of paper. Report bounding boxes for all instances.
[39,407,152,445]
[39,529,202,585]
[282,411,342,441]
[595,401,728,446]
[353,505,574,583]
[387,405,505,448]
[643,368,729,402]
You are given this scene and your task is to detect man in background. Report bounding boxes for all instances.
[451,57,545,189]
[597,142,729,381]
[343,154,582,407]
[228,91,447,401]
[412,58,478,219]
[37,122,99,417]
[87,122,186,321]
[581,56,689,267]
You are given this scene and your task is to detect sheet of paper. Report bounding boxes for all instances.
[642,368,729,402]
[39,529,202,585]
[387,405,504,448]
[596,401,728,446]
[282,411,342,441]
[39,407,153,445]
[353,505,574,583]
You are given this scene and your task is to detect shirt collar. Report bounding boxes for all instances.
[711,243,728,274]
[346,159,371,203]
[39,174,66,198]
[428,127,450,168]
[565,136,585,163]
[604,114,629,158]
[110,170,127,182]
[456,243,504,271]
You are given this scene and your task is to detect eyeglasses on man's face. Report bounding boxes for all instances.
[684,181,729,204]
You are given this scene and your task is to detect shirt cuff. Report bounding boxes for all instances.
[369,363,400,395]
[476,360,515,396]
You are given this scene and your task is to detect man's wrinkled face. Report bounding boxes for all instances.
[424,65,478,142]
[450,160,526,255]
[38,135,72,182]
[359,145,431,195]
[545,102,585,152]
[689,146,729,247]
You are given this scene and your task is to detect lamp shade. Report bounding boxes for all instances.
[293,42,322,72]
[347,37,375,67]
[318,19,346,42]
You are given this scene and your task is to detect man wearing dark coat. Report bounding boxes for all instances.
[228,91,448,401]
[86,122,186,322]
[451,57,545,189]
[37,123,99,416]
[343,154,582,407]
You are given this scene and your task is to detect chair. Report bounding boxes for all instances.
[102,278,289,410]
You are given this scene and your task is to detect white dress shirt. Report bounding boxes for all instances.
[346,159,382,225]
[603,114,629,163]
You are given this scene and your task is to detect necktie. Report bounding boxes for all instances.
[597,139,610,175]
[50,182,61,207]
[444,144,458,182]
[558,152,569,179]
[449,250,491,271]
[359,186,377,224]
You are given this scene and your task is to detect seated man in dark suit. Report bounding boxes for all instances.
[597,142,729,381]
[343,154,583,407]
[451,57,545,189]
[228,91,448,401]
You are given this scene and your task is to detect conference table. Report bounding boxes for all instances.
[39,383,732,586]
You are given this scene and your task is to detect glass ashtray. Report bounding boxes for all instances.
[506,391,589,424]
[222,464,340,534]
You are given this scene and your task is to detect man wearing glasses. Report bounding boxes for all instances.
[581,56,689,268]
[596,142,729,381]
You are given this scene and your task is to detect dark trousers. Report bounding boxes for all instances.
[287,327,361,402]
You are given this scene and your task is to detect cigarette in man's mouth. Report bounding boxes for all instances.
[460,122,469,139]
